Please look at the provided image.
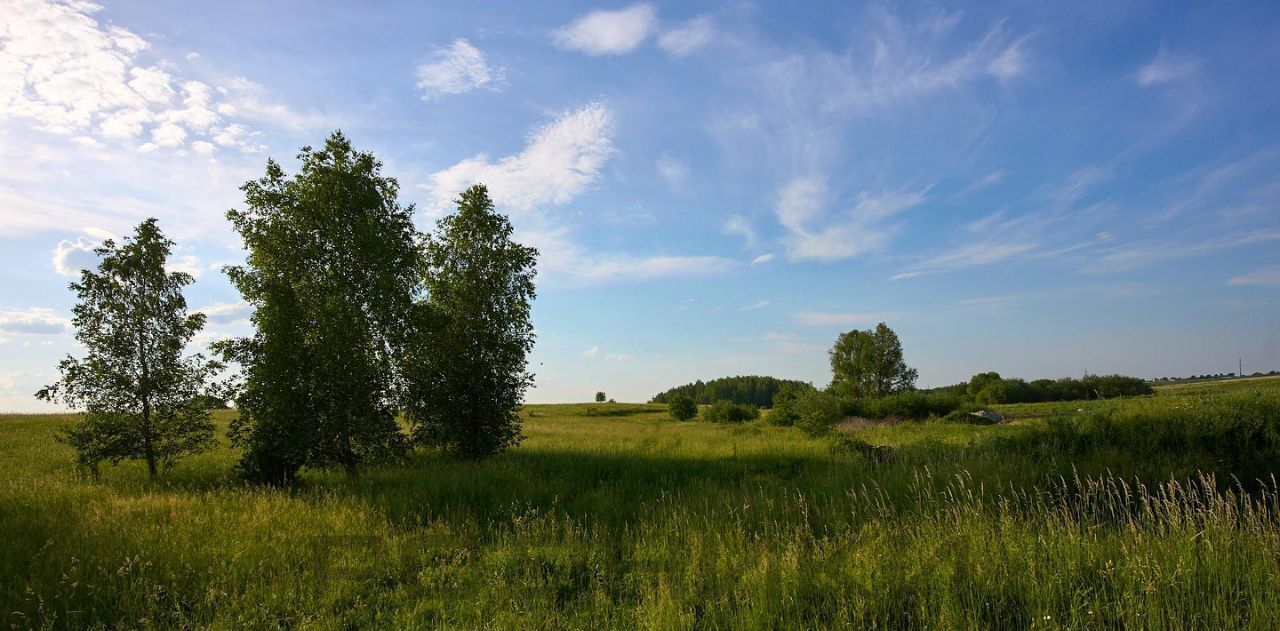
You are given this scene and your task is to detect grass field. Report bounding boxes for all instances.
[3,378,1280,629]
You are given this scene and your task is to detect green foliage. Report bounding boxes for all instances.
[969,373,1154,404]
[651,375,809,407]
[829,323,918,398]
[218,132,414,482]
[765,381,816,426]
[36,218,218,478]
[701,401,760,423]
[844,389,965,419]
[595,391,607,403]
[794,389,843,437]
[667,394,697,421]
[404,184,537,459]
[966,371,1002,397]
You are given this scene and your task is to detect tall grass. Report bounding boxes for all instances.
[3,381,1280,628]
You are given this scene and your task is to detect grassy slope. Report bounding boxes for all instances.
[2,380,1279,629]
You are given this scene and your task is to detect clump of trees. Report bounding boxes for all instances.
[701,401,760,423]
[43,132,538,482]
[933,372,1154,405]
[668,394,697,421]
[595,391,607,403]
[829,323,917,399]
[37,219,222,478]
[651,375,810,407]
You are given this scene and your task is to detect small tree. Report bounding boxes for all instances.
[405,184,537,459]
[794,390,843,437]
[829,323,918,399]
[668,394,697,421]
[766,381,816,426]
[595,391,607,403]
[37,219,219,478]
[966,372,1002,397]
[219,132,415,483]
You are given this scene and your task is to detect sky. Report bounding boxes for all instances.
[2,0,1279,411]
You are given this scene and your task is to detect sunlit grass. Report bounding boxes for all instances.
[3,378,1280,628]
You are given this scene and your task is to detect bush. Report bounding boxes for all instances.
[668,395,697,421]
[766,382,816,426]
[1082,374,1154,398]
[702,401,760,423]
[795,391,843,437]
[839,390,964,420]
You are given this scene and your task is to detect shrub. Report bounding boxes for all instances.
[766,382,816,426]
[795,391,843,437]
[702,401,760,423]
[668,395,697,421]
[829,435,896,462]
[839,390,964,420]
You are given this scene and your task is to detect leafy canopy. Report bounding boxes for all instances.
[37,218,219,478]
[218,131,415,482]
[829,323,918,399]
[404,184,537,459]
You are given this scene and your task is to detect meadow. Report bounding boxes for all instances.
[3,378,1280,629]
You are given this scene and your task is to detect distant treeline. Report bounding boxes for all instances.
[926,373,1153,405]
[651,375,811,407]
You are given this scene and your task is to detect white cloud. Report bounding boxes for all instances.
[1084,230,1280,274]
[750,253,776,265]
[423,102,614,214]
[52,235,101,276]
[792,312,887,327]
[904,241,1037,275]
[1136,48,1200,87]
[0,2,293,152]
[987,37,1029,80]
[195,300,250,324]
[721,214,757,248]
[415,39,504,100]
[605,353,634,361]
[166,253,203,278]
[742,299,770,311]
[523,222,737,286]
[954,170,1006,197]
[655,156,688,188]
[0,308,71,335]
[775,176,927,261]
[581,345,600,357]
[215,77,332,134]
[759,17,1030,115]
[1229,267,1280,287]
[658,16,713,58]
[191,140,214,155]
[553,4,657,56]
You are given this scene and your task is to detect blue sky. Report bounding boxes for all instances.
[2,0,1279,410]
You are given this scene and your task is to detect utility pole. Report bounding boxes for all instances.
[1240,357,1243,377]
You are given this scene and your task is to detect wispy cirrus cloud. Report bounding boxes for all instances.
[756,13,1031,115]
[658,16,714,58]
[791,311,891,327]
[415,39,504,100]
[1136,47,1200,87]
[423,102,614,214]
[721,214,757,248]
[775,175,927,262]
[1229,267,1280,287]
[553,4,657,56]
